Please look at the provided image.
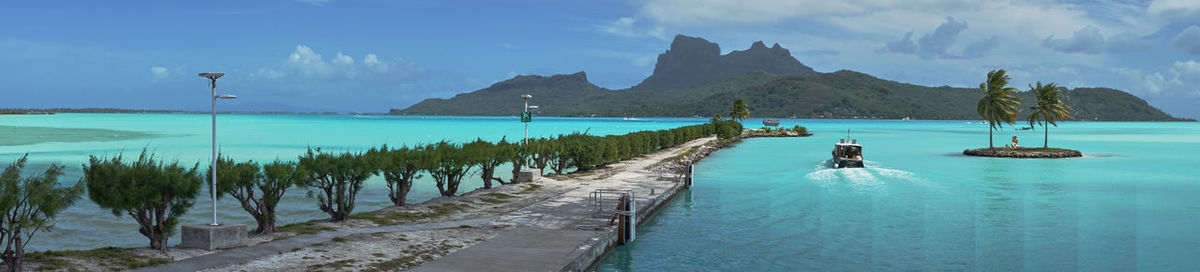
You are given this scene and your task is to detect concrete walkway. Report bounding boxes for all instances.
[132,218,494,272]
[410,137,711,272]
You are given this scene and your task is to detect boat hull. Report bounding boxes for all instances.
[834,158,864,168]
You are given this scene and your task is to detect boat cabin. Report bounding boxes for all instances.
[831,139,864,168]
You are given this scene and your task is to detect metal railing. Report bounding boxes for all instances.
[588,189,634,219]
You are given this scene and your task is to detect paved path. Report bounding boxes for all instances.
[411,137,711,272]
[131,218,494,272]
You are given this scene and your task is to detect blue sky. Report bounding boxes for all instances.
[2,0,1199,118]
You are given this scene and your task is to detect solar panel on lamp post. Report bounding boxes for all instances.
[198,72,236,226]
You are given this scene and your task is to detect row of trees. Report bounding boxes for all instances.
[976,69,1074,148]
[0,120,739,267]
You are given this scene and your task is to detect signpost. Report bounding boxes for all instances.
[521,94,532,143]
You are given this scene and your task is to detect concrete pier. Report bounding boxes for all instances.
[409,137,709,272]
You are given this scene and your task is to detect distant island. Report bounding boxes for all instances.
[0,108,360,116]
[394,35,1191,122]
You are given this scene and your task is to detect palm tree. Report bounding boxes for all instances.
[729,99,750,121]
[976,70,1022,148]
[710,113,724,123]
[1027,82,1073,148]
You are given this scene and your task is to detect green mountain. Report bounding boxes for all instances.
[392,35,1187,121]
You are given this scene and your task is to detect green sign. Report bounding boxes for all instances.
[520,111,532,123]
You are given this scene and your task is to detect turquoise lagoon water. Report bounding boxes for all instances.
[596,120,1200,271]
[0,113,706,251]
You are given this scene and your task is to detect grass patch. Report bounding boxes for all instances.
[349,203,471,226]
[27,247,170,271]
[372,253,387,258]
[364,255,418,272]
[479,198,507,204]
[518,183,543,194]
[278,220,337,235]
[308,259,356,270]
[483,192,515,199]
[330,236,349,243]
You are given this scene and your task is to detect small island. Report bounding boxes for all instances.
[963,147,1082,158]
[965,70,1083,159]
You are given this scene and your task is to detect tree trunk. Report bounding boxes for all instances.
[395,180,410,206]
[1044,126,1049,148]
[510,161,522,184]
[480,167,494,189]
[5,236,24,272]
[988,126,994,149]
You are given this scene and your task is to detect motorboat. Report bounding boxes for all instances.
[831,138,864,168]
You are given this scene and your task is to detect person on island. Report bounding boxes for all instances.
[1010,135,1020,148]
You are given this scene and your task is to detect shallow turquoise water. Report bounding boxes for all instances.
[0,113,705,251]
[596,120,1200,271]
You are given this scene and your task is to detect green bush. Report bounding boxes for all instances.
[423,142,474,196]
[81,149,202,251]
[367,144,430,207]
[298,148,373,222]
[211,156,301,234]
[1,154,84,270]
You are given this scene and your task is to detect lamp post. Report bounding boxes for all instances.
[198,72,236,226]
[521,94,532,144]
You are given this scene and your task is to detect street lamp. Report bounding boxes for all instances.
[198,72,237,226]
[521,94,532,143]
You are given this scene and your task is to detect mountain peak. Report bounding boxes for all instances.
[750,41,768,50]
[631,35,816,91]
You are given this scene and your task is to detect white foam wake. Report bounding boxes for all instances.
[804,160,920,191]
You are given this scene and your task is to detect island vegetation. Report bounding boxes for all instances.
[965,70,1082,158]
[393,35,1189,122]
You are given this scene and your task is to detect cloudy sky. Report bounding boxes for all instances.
[2,0,1199,118]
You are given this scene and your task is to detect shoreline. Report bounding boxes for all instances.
[963,147,1083,158]
[73,136,729,272]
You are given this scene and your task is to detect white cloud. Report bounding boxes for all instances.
[631,56,654,67]
[1119,60,1200,95]
[363,54,389,73]
[262,45,421,81]
[1043,25,1106,54]
[1148,0,1200,21]
[1172,25,1200,54]
[1043,25,1151,54]
[598,17,669,40]
[150,66,169,80]
[879,17,996,59]
[333,52,354,65]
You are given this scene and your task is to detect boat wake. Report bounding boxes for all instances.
[805,161,920,192]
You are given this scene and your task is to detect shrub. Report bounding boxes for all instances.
[211,156,301,234]
[367,145,428,206]
[1,154,84,271]
[81,149,202,252]
[464,138,513,189]
[298,148,373,222]
[423,142,474,196]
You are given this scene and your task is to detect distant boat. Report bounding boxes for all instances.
[831,136,864,168]
[1016,126,1033,130]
